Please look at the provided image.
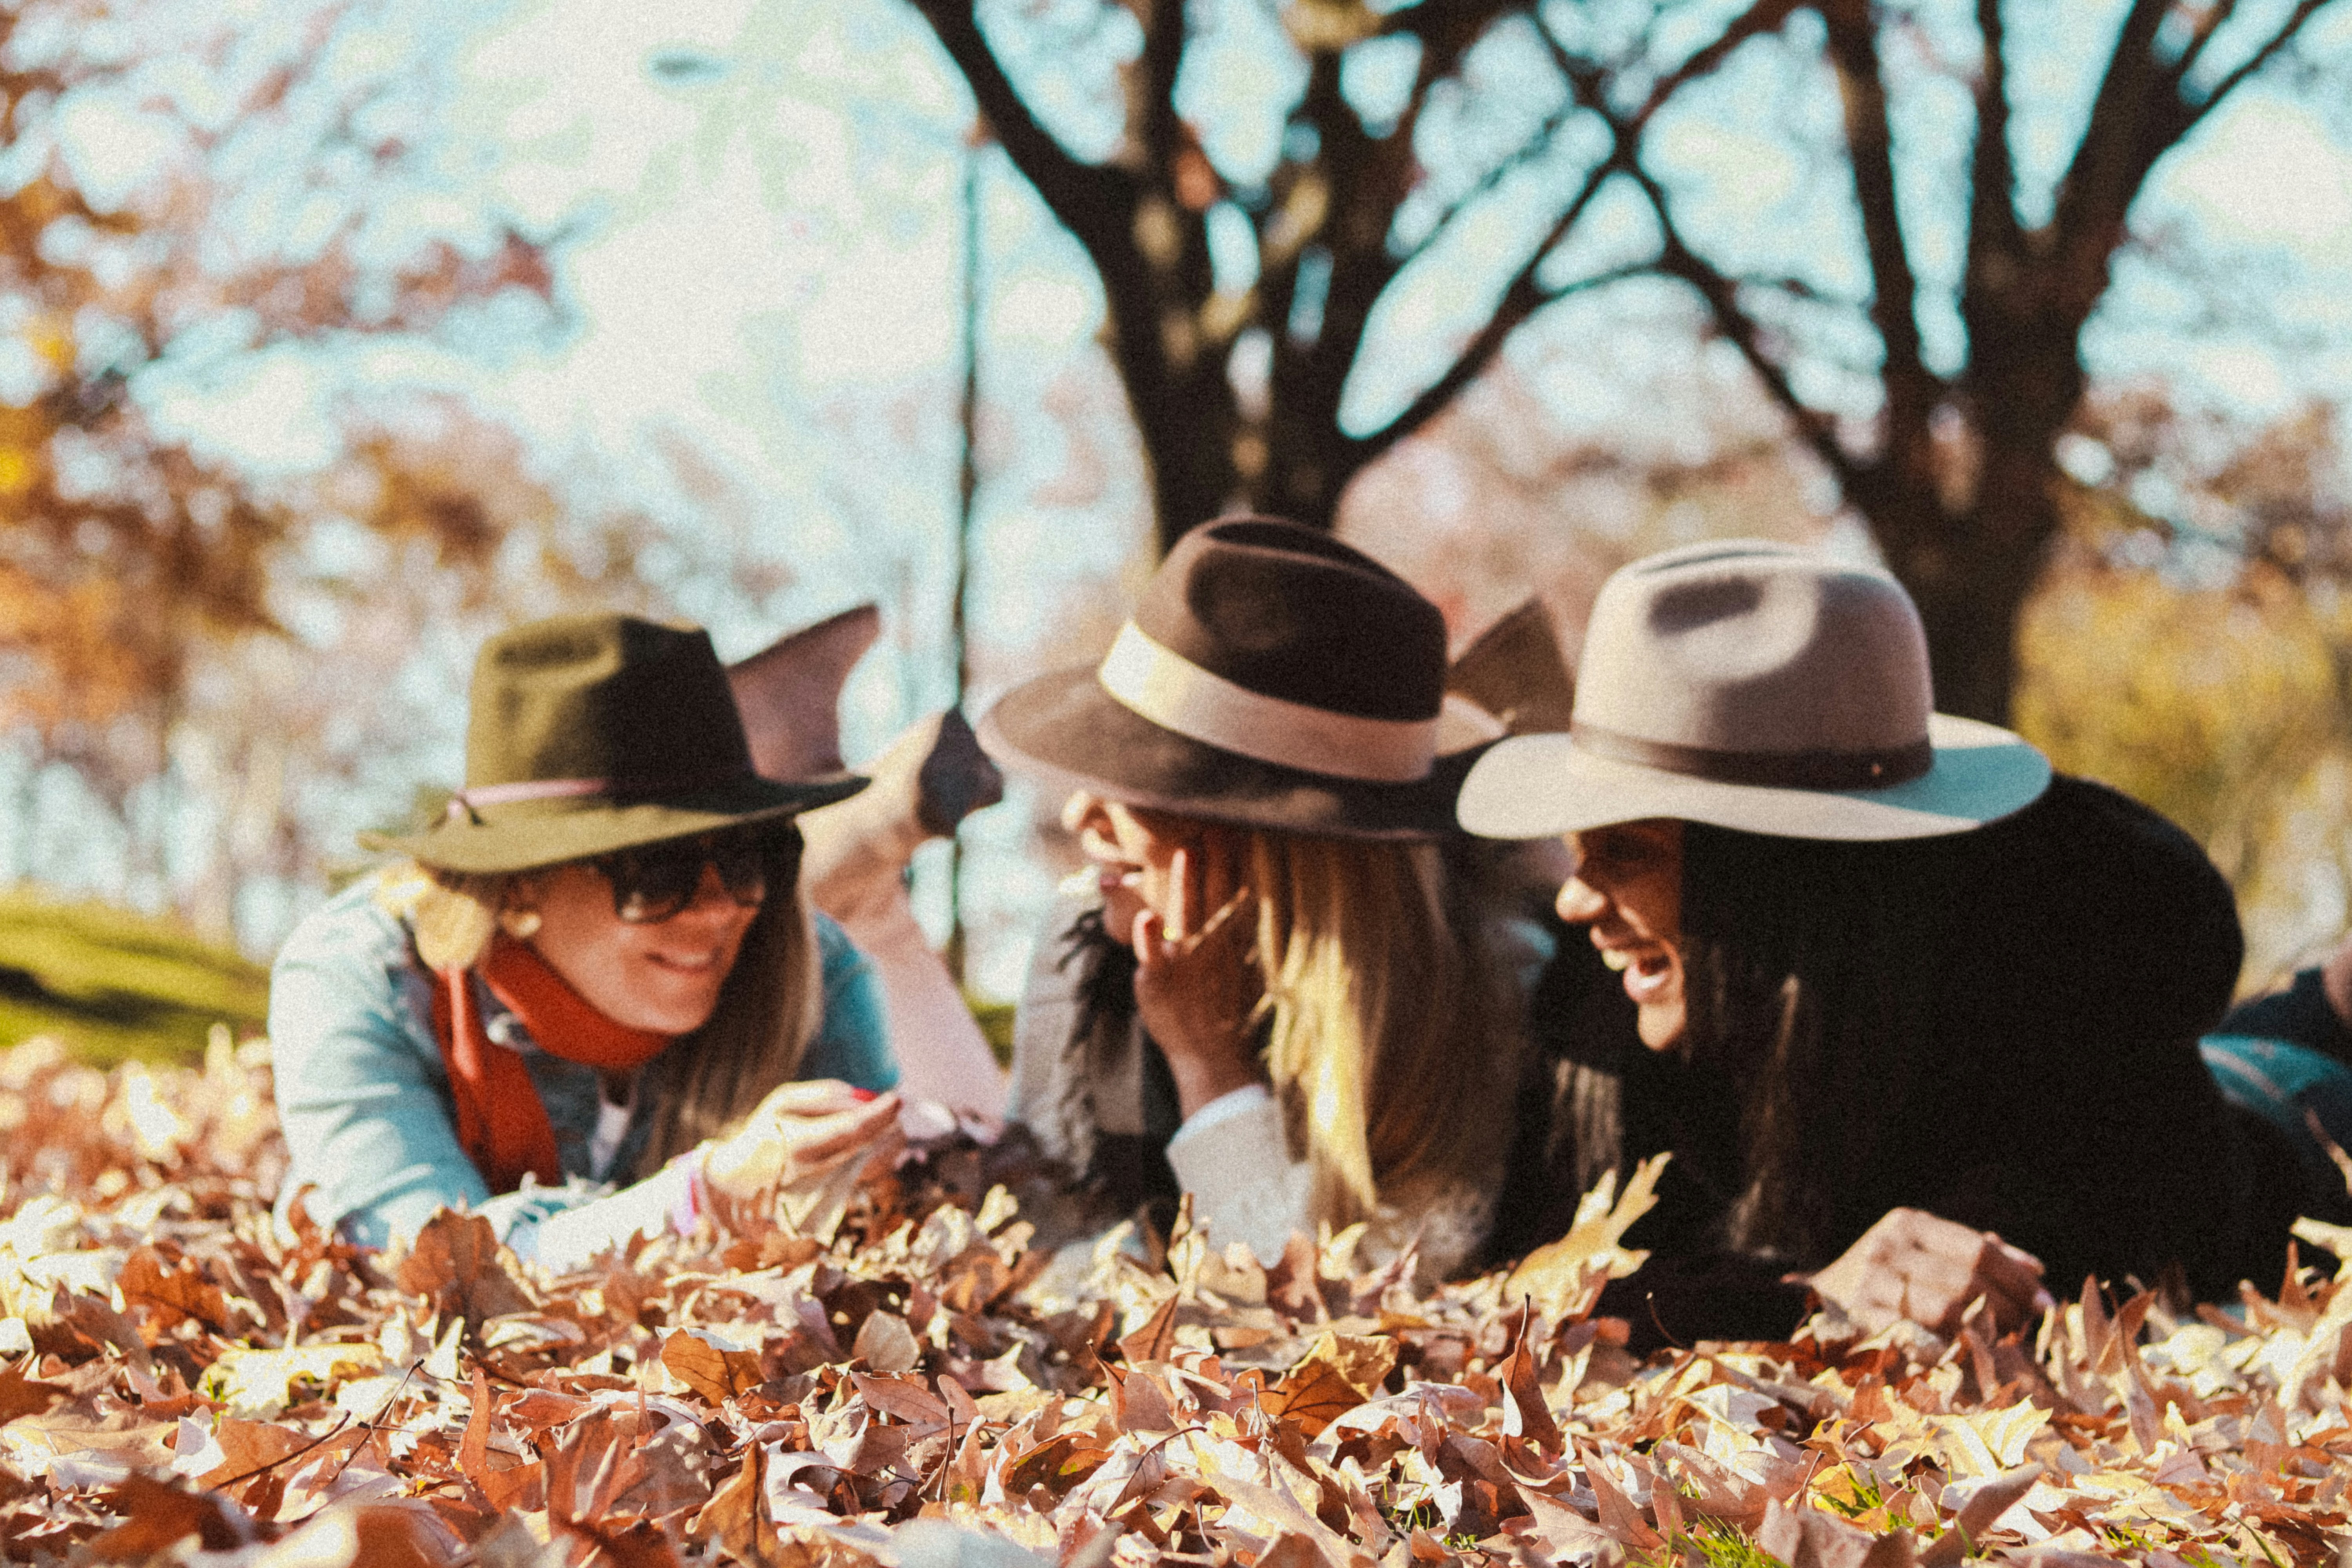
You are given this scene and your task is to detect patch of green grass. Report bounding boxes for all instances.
[1634,1519,1787,1568]
[0,890,267,1066]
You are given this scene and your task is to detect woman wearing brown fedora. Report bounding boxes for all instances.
[1463,541,2325,1347]
[980,518,1520,1279]
[269,614,903,1267]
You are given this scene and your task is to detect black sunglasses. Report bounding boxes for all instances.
[590,826,801,924]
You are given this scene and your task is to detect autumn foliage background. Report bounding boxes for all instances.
[0,1,2348,1564]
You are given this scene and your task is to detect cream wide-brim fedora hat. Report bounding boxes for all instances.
[1457,540,2053,842]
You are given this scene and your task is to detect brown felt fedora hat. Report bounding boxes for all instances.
[980,516,1493,840]
[362,612,867,874]
[1458,540,2052,842]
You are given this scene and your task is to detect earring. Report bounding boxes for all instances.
[499,907,542,940]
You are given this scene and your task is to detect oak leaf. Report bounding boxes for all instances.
[118,1246,234,1334]
[394,1212,532,1325]
[661,1328,763,1404]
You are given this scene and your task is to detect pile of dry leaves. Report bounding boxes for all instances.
[0,1034,2349,1568]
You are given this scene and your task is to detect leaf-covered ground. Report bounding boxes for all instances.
[0,1036,2348,1568]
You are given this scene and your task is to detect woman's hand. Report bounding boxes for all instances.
[1803,1207,2052,1338]
[701,1079,903,1207]
[1132,837,1265,1118]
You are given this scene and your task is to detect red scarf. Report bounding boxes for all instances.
[429,936,675,1194]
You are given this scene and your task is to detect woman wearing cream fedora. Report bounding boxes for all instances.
[1464,541,2324,1345]
[269,613,905,1267]
[980,517,1521,1279]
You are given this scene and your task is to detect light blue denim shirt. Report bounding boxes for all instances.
[269,874,896,1249]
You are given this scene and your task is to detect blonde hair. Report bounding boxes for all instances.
[1239,830,1515,1230]
[381,856,822,1177]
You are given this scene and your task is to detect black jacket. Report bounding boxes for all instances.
[1494,776,2309,1350]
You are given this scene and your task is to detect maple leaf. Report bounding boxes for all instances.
[1263,1332,1396,1439]
[0,1367,66,1423]
[1504,1153,1669,1320]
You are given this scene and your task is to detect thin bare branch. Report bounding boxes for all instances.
[1822,0,1940,487]
[1967,0,2023,264]
[1639,170,1865,499]
[903,1,1139,266]
[1355,0,1809,465]
[2177,0,2334,134]
[2165,0,2241,85]
[1349,151,1628,469]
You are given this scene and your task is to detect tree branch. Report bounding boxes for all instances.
[2049,0,2177,255]
[1635,163,1866,500]
[1821,0,1940,497]
[1348,148,1628,470]
[2163,0,2239,87]
[1966,0,2023,267]
[2176,0,2334,135]
[1354,0,1808,465]
[1136,0,1188,192]
[903,0,1140,266]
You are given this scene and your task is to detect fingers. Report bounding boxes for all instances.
[1131,907,1165,971]
[1192,882,1254,947]
[755,1078,875,1117]
[1167,844,1194,942]
[784,1092,903,1163]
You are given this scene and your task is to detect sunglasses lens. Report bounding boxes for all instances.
[711,842,768,907]
[601,829,788,922]
[607,849,701,924]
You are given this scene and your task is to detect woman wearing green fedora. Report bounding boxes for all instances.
[268,614,904,1267]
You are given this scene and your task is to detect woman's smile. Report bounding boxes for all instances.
[521,862,757,1034]
[1557,818,1688,1050]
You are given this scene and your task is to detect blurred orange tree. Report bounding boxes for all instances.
[0,0,560,929]
[2016,394,2352,989]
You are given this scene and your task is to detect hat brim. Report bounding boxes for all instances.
[979,667,1471,841]
[359,771,869,874]
[1457,713,2053,842]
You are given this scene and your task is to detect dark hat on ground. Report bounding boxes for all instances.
[979,515,1490,840]
[362,612,867,874]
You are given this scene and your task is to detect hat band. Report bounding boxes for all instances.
[445,768,756,822]
[1570,721,1934,792]
[1098,622,1437,784]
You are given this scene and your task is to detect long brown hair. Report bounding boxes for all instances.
[384,853,822,1178]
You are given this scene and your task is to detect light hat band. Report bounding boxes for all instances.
[1096,621,1438,784]
[445,769,758,822]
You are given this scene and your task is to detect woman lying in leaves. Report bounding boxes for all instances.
[977,517,1523,1280]
[268,613,903,1267]
[1466,541,2345,1350]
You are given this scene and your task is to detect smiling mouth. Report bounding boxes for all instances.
[1599,946,1675,1004]
[647,951,723,975]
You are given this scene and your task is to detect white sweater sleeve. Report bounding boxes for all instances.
[1162,1087,1313,1266]
[503,1157,700,1274]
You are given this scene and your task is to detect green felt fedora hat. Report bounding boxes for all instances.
[362,613,867,874]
